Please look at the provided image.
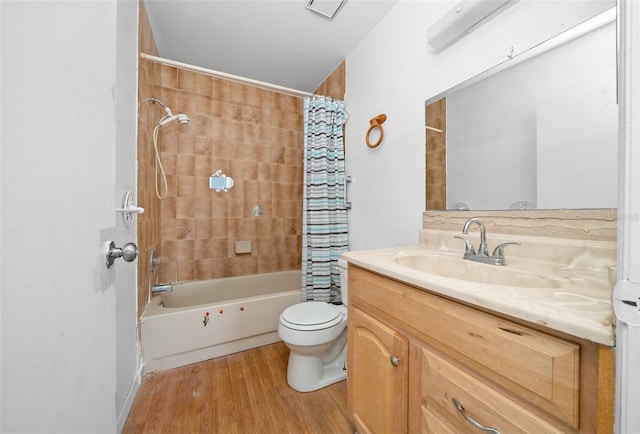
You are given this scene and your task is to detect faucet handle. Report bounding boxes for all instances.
[491,242,521,260]
[455,236,476,255]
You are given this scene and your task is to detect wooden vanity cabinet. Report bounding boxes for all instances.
[347,265,615,434]
[348,307,408,434]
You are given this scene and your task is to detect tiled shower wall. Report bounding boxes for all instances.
[137,0,161,317]
[315,61,345,101]
[140,63,305,285]
[137,2,346,319]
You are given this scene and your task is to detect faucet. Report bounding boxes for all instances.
[455,217,520,266]
[462,218,488,256]
[151,283,172,294]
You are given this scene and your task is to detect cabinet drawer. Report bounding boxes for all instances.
[421,347,566,433]
[350,266,580,428]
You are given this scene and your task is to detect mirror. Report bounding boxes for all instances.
[425,8,617,211]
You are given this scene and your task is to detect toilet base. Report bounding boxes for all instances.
[286,344,347,392]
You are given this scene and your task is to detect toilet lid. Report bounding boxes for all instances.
[281,302,342,329]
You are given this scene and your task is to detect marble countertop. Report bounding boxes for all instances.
[343,230,616,346]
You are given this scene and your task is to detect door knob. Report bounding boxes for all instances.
[106,241,139,269]
[390,356,400,367]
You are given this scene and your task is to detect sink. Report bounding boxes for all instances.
[391,252,563,288]
[342,230,617,346]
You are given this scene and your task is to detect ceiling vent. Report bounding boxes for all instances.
[305,0,347,20]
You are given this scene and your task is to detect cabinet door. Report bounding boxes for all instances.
[348,307,409,434]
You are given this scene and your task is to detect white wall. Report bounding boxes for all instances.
[345,0,614,251]
[114,1,142,431]
[345,1,441,250]
[1,1,137,432]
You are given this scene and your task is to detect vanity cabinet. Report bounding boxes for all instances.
[349,307,408,433]
[347,265,615,434]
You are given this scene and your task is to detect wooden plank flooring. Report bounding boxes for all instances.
[123,342,355,433]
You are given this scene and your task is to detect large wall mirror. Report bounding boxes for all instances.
[425,8,617,211]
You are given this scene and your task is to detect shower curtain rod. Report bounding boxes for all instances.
[140,53,318,99]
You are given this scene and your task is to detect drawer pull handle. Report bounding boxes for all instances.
[390,356,399,367]
[452,398,501,434]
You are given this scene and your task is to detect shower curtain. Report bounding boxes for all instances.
[301,96,349,303]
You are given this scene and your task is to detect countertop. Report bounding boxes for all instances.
[343,230,616,346]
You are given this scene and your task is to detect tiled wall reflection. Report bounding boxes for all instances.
[426,98,447,210]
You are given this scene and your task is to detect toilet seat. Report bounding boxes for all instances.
[280,302,343,331]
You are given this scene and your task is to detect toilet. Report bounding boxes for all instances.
[277,259,349,392]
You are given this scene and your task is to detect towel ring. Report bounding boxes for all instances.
[366,114,387,148]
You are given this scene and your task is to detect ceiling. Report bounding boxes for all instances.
[144,0,399,93]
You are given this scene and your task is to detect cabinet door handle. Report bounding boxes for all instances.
[452,398,501,434]
[390,356,399,367]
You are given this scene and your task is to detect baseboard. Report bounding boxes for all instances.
[117,361,143,433]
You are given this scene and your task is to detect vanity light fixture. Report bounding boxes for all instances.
[427,0,515,52]
[305,0,347,20]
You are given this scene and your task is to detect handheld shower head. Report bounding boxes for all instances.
[144,95,191,201]
[175,113,190,124]
[143,96,190,127]
[157,112,190,127]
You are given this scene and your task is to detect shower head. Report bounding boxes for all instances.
[175,113,190,124]
[157,112,190,127]
[142,96,190,127]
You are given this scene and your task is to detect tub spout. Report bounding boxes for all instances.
[151,283,172,294]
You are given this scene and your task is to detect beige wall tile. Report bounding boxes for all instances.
[195,259,215,280]
[229,82,246,104]
[195,74,213,96]
[176,261,194,281]
[213,78,230,100]
[178,69,196,92]
[160,65,177,89]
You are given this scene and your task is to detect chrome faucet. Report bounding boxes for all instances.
[463,218,488,256]
[455,217,520,266]
[151,283,172,294]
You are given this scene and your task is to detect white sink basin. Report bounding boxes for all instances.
[391,252,563,288]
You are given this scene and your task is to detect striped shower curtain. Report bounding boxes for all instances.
[301,96,349,303]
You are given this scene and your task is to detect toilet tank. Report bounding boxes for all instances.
[337,258,348,306]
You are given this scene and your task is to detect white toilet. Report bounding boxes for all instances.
[278,259,349,392]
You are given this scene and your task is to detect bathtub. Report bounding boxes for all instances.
[141,270,301,374]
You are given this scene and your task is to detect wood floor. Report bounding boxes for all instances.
[123,342,355,434]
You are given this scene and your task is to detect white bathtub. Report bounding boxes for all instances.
[141,270,301,374]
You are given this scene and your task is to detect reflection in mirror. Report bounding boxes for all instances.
[425,9,617,211]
